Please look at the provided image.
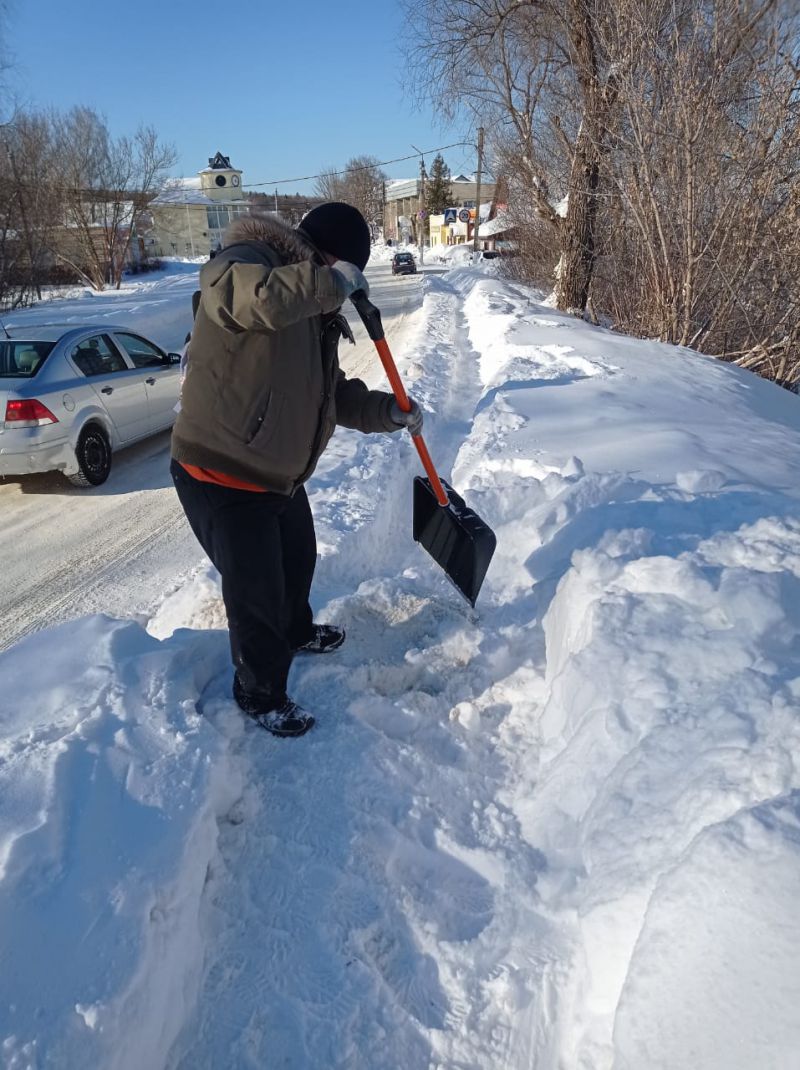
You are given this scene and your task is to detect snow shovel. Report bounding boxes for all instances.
[351,290,496,607]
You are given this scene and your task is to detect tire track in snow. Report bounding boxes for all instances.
[0,498,188,650]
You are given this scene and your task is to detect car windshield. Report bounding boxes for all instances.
[0,341,56,378]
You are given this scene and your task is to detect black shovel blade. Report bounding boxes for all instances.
[412,476,496,607]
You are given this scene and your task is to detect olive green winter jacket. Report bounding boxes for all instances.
[171,214,399,493]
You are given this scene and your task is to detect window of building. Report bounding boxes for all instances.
[207,204,249,231]
[207,206,230,230]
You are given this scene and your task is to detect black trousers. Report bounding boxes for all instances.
[171,459,316,700]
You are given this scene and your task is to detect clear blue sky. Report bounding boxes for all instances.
[8,0,480,194]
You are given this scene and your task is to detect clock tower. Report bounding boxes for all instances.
[199,152,244,201]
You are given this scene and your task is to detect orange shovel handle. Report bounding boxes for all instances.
[373,337,449,508]
[351,290,449,507]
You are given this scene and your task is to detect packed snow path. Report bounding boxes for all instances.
[2,261,800,1069]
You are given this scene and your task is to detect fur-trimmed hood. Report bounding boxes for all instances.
[222,212,319,265]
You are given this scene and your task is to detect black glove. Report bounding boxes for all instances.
[389,397,423,436]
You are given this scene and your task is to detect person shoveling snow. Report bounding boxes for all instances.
[170,203,424,737]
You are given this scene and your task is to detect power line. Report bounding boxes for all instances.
[240,141,474,190]
[0,140,480,198]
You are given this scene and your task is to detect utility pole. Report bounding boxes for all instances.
[472,126,485,261]
[184,200,196,257]
[411,143,426,264]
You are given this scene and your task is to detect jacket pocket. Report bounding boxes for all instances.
[246,390,284,450]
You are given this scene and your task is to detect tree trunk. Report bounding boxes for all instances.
[557,125,599,313]
[557,0,606,315]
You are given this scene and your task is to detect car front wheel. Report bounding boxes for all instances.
[68,425,112,487]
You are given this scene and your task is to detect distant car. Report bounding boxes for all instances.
[0,325,182,487]
[391,252,417,276]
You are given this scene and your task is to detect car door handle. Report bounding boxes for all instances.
[145,377,156,385]
[101,386,113,395]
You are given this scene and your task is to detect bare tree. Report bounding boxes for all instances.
[4,113,63,301]
[596,0,800,384]
[402,0,623,313]
[404,0,800,387]
[314,155,387,235]
[50,107,175,289]
[314,166,347,202]
[342,155,387,233]
[0,109,66,307]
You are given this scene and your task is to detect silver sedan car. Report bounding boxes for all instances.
[0,325,182,487]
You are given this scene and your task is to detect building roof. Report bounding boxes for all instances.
[477,210,512,237]
[385,179,420,200]
[152,173,245,207]
[152,181,217,206]
[203,152,234,171]
[385,176,496,204]
[151,183,247,208]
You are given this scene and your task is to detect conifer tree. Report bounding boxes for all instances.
[424,154,452,215]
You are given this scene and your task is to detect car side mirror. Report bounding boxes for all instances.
[167,352,182,365]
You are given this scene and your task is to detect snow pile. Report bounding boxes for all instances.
[432,243,474,265]
[0,618,241,1070]
[448,272,800,1066]
[367,240,397,264]
[2,264,800,1068]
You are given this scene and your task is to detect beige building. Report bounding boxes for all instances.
[383,175,496,247]
[149,152,251,258]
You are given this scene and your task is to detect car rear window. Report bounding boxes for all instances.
[0,341,56,378]
[395,254,413,261]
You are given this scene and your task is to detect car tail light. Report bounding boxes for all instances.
[4,399,59,427]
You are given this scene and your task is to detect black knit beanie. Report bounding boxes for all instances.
[297,202,371,270]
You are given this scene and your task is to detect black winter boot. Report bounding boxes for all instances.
[233,674,315,738]
[294,623,346,655]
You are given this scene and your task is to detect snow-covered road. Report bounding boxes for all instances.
[0,260,425,651]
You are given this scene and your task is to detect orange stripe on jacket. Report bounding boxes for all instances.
[179,462,268,493]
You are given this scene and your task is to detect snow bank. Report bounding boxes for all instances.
[448,271,800,1065]
[0,618,242,1069]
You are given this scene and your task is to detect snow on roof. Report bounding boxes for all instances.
[150,177,214,206]
[477,210,512,237]
[153,177,250,207]
[385,179,419,200]
[151,186,216,207]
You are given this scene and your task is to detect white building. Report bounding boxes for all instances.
[149,152,251,258]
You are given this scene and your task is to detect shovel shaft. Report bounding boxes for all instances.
[351,291,449,507]
[350,292,496,606]
[373,337,449,508]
